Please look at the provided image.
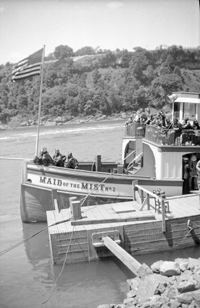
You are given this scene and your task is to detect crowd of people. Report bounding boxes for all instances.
[125,108,200,146]
[33,148,79,169]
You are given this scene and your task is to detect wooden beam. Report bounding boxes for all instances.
[71,214,155,226]
[102,236,141,276]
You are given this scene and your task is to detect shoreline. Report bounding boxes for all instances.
[0,113,128,131]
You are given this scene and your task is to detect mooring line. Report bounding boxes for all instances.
[0,218,72,256]
[41,226,75,306]
[79,171,115,207]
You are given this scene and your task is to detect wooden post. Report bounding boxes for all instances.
[147,193,150,210]
[95,155,102,172]
[141,190,144,204]
[132,180,138,201]
[161,197,166,232]
[69,197,82,220]
[51,189,59,213]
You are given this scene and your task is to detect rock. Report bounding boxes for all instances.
[0,125,6,130]
[154,282,168,295]
[137,263,153,278]
[188,258,200,271]
[127,277,140,291]
[136,273,169,301]
[150,260,164,273]
[160,262,181,277]
[168,299,181,308]
[191,289,200,305]
[123,297,138,307]
[188,301,196,308]
[175,290,200,305]
[193,273,200,284]
[176,293,193,304]
[127,289,137,298]
[175,258,190,272]
[121,113,127,119]
[163,285,178,299]
[177,271,192,282]
[44,121,57,126]
[177,279,197,293]
[20,121,28,127]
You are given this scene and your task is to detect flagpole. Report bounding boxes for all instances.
[35,45,45,157]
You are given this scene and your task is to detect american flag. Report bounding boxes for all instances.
[12,48,43,82]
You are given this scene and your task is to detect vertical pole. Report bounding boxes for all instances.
[147,193,150,210]
[132,180,138,201]
[141,190,144,204]
[161,197,166,232]
[35,45,45,157]
[96,155,102,172]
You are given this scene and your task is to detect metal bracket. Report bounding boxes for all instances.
[92,230,121,247]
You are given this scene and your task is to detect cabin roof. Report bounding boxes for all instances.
[170,92,200,104]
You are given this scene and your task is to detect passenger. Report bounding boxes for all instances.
[33,149,43,165]
[189,154,198,190]
[64,153,79,169]
[196,159,200,190]
[125,115,133,126]
[171,118,182,145]
[192,120,200,145]
[181,118,193,145]
[183,157,190,194]
[53,149,66,167]
[40,147,53,166]
[182,118,192,130]
[192,120,200,130]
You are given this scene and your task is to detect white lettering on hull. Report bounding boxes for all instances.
[27,174,132,197]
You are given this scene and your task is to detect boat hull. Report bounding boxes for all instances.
[21,162,140,222]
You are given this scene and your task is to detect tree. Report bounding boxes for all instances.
[75,46,95,56]
[54,45,74,60]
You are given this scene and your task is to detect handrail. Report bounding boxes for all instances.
[133,183,167,232]
[127,152,143,171]
[122,149,135,164]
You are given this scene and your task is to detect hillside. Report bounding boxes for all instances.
[0,45,200,128]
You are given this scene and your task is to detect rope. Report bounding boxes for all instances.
[79,171,115,207]
[41,226,75,306]
[0,157,30,161]
[0,217,72,257]
[183,220,200,240]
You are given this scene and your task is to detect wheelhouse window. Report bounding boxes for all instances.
[174,102,180,118]
[183,103,196,120]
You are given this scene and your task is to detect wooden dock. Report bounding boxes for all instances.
[47,190,200,265]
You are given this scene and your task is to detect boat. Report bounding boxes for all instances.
[20,91,200,223]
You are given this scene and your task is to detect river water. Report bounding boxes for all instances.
[0,120,199,308]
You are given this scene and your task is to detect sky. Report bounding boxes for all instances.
[0,0,199,65]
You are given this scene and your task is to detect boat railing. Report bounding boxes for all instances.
[125,122,145,138]
[145,125,200,146]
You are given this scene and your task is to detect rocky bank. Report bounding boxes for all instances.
[0,113,128,130]
[97,257,200,308]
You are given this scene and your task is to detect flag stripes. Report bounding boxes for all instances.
[12,48,43,82]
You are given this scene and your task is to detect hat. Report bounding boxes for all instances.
[68,153,73,159]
